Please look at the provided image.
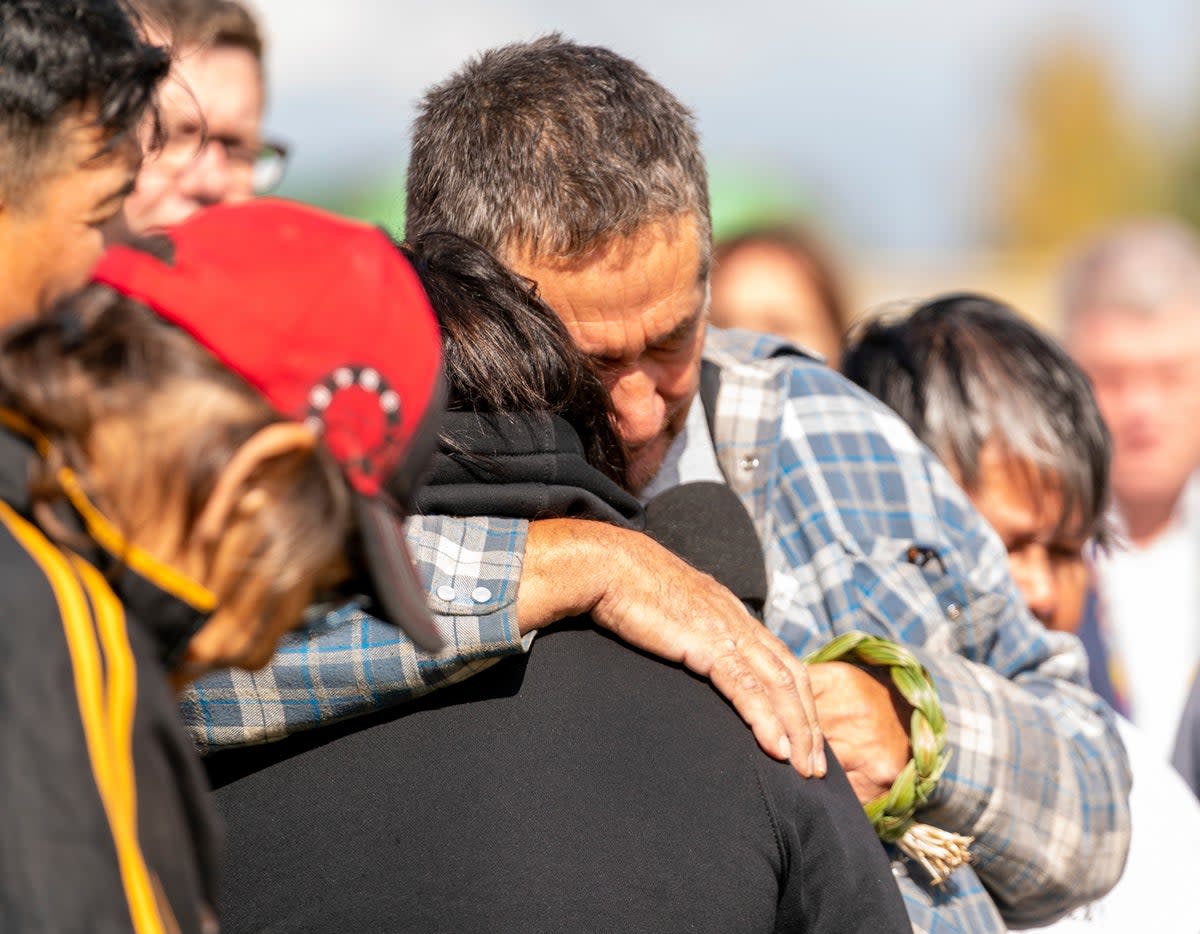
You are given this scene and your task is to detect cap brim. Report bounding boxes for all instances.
[353,494,444,653]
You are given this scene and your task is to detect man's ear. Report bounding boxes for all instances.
[193,422,319,546]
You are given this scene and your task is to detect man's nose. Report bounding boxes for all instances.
[1012,549,1056,625]
[180,139,236,206]
[608,366,667,448]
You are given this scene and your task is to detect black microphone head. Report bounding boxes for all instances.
[643,481,768,619]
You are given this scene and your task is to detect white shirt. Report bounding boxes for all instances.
[1026,717,1200,933]
[638,398,725,503]
[1095,475,1200,761]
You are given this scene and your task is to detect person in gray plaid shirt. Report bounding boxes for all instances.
[182,34,1131,932]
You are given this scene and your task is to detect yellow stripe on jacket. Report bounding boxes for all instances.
[0,501,168,934]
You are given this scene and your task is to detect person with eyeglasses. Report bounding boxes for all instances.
[116,0,289,236]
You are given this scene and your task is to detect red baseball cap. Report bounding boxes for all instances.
[92,199,446,651]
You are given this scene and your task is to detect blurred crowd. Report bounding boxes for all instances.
[1,1,1198,933]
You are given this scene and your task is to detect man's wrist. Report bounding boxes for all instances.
[516,518,623,633]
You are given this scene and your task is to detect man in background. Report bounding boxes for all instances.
[709,224,850,366]
[0,0,168,325]
[119,0,286,234]
[842,292,1200,932]
[1062,220,1200,760]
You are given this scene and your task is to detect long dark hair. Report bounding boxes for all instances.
[400,231,627,487]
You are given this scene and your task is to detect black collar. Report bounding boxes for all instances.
[417,411,643,529]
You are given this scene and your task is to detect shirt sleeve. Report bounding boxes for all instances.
[179,514,533,752]
[728,351,1133,927]
[902,464,1133,926]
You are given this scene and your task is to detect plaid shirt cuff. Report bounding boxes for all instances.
[180,515,532,752]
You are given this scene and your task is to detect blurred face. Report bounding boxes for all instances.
[1068,305,1200,517]
[710,242,842,365]
[0,118,138,325]
[510,216,709,493]
[121,43,264,234]
[967,443,1090,632]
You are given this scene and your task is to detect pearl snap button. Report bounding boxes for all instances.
[471,586,493,603]
[435,585,457,602]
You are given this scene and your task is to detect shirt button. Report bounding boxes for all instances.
[436,585,457,602]
[945,603,962,620]
[471,586,493,603]
[739,455,760,472]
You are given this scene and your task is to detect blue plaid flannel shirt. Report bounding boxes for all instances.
[181,327,1131,932]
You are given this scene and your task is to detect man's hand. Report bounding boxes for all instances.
[808,661,911,803]
[517,518,826,777]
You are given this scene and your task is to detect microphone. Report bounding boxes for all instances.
[643,481,768,619]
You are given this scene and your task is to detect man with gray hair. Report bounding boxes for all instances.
[188,36,1132,932]
[1062,220,1200,761]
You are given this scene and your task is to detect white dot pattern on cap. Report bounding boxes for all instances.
[360,368,381,391]
[333,367,354,388]
[309,385,333,410]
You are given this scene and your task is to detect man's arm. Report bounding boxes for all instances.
[791,455,1131,926]
[181,515,533,751]
[705,338,1132,926]
[183,512,826,777]
[521,517,824,775]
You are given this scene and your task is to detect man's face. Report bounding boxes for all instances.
[510,216,709,493]
[710,242,841,365]
[121,43,264,234]
[0,118,138,326]
[967,442,1089,633]
[1069,305,1200,516]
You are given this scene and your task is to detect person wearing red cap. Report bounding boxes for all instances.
[0,200,443,933]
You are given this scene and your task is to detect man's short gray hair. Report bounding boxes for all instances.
[1060,219,1200,330]
[405,34,711,262]
[842,293,1112,545]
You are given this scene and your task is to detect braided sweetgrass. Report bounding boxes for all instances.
[804,631,973,884]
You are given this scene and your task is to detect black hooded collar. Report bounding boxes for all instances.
[416,411,644,530]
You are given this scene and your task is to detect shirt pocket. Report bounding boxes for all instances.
[830,538,982,659]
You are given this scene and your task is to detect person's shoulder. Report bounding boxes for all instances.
[703,325,827,370]
[703,326,931,455]
[704,325,890,404]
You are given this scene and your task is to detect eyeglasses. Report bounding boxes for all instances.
[153,129,291,196]
[253,139,290,195]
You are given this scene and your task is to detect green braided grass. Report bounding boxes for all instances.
[804,631,949,844]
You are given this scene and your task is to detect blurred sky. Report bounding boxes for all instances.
[252,0,1200,252]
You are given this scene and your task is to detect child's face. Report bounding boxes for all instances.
[967,442,1090,633]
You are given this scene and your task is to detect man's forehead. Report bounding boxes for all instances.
[1072,308,1200,368]
[510,216,708,352]
[977,445,1086,541]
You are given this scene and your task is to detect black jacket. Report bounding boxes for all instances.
[208,411,909,934]
[0,422,221,934]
